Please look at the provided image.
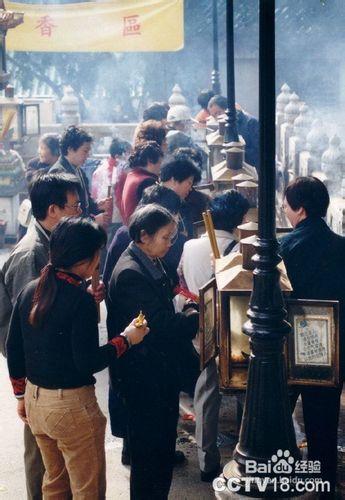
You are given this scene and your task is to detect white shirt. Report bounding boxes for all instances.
[180,230,236,296]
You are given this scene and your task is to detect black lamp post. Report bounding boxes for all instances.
[223,0,300,496]
[224,0,239,144]
[0,29,8,90]
[211,0,221,95]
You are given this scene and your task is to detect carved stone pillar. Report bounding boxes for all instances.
[276,83,291,160]
[299,119,327,177]
[60,86,80,127]
[280,92,300,178]
[288,103,312,178]
[321,135,345,195]
[168,83,186,106]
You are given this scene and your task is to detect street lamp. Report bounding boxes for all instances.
[224,0,239,145]
[223,0,300,496]
[211,0,221,95]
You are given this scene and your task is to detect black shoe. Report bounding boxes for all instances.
[200,465,222,482]
[121,437,131,466]
[121,450,131,466]
[174,450,187,466]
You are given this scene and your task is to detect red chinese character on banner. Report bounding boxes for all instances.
[123,15,141,36]
[35,15,57,37]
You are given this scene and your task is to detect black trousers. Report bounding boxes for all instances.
[290,383,343,495]
[123,370,179,500]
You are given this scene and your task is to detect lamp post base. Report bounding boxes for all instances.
[222,336,302,498]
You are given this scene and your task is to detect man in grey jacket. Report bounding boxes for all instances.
[1,172,82,500]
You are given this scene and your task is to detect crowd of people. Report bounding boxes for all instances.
[0,89,343,500]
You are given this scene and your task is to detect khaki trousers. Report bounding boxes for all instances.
[24,423,45,500]
[25,382,107,500]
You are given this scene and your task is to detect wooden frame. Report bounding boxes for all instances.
[218,290,251,392]
[199,278,218,369]
[286,299,339,387]
[21,103,41,137]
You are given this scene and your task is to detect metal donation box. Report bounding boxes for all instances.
[198,227,340,392]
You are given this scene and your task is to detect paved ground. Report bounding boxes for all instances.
[1,246,345,499]
[0,247,218,500]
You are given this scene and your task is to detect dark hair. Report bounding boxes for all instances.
[128,204,175,243]
[173,147,203,176]
[143,102,169,122]
[134,120,167,147]
[60,126,92,156]
[284,176,330,218]
[29,217,107,328]
[139,184,182,214]
[29,172,81,221]
[121,140,132,153]
[208,95,227,111]
[197,89,215,110]
[39,133,60,157]
[109,138,127,158]
[160,158,201,184]
[167,131,194,153]
[210,190,250,233]
[128,141,163,169]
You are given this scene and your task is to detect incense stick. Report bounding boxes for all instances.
[202,210,220,259]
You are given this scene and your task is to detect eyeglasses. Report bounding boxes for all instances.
[163,230,178,245]
[64,201,82,210]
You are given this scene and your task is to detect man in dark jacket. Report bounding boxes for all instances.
[279,176,345,497]
[1,173,82,500]
[207,96,259,170]
[50,125,111,225]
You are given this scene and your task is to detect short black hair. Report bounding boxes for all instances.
[210,190,250,233]
[167,131,194,154]
[29,172,81,221]
[208,95,227,111]
[160,158,201,184]
[143,102,169,122]
[128,141,163,169]
[39,133,60,157]
[284,176,330,218]
[128,204,175,243]
[173,147,203,176]
[60,126,92,156]
[109,138,127,158]
[139,184,182,214]
[197,89,215,110]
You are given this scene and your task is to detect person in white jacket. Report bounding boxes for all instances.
[179,189,250,482]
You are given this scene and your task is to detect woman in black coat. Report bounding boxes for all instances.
[107,204,199,500]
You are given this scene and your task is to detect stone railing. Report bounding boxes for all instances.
[276,83,345,235]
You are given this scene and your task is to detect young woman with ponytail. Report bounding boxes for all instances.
[6,217,148,499]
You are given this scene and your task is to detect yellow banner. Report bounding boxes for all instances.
[6,0,184,52]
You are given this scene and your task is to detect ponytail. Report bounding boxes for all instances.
[29,217,107,328]
[29,263,57,328]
